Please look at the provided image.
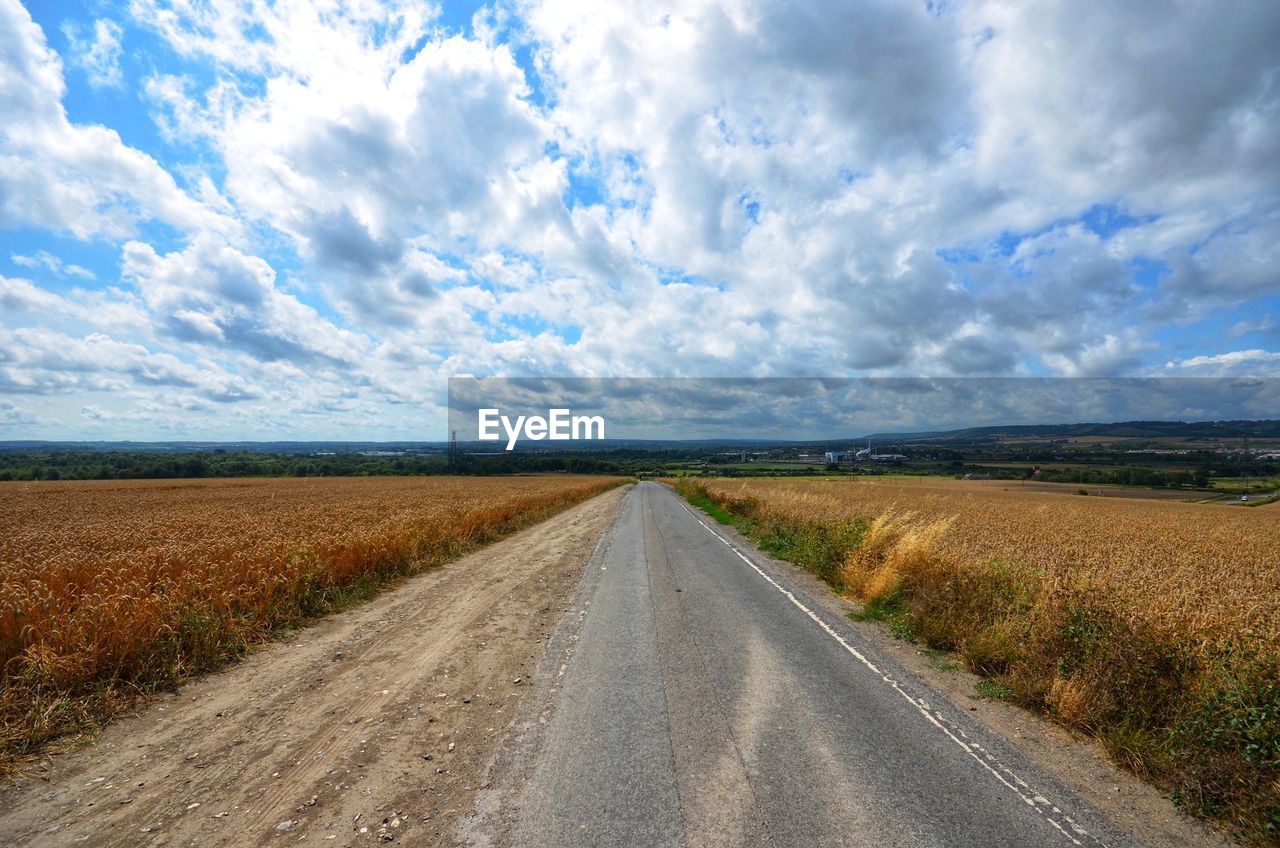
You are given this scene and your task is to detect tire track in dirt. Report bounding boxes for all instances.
[0,486,627,848]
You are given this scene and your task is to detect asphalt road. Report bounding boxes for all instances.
[509,482,1142,848]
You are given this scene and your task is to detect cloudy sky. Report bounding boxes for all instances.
[1,0,1278,440]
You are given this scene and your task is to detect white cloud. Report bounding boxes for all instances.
[965,1,1280,210]
[0,274,65,312]
[0,326,259,401]
[1228,314,1277,341]
[220,36,552,273]
[1168,349,1280,376]
[1042,332,1151,378]
[0,0,234,240]
[63,18,124,88]
[0,273,147,332]
[129,0,437,75]
[121,234,368,365]
[0,399,42,429]
[11,250,94,279]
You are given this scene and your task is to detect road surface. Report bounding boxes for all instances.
[494,482,1140,848]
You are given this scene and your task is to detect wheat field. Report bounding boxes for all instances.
[700,478,1280,639]
[0,475,623,766]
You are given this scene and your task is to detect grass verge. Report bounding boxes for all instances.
[670,479,1280,846]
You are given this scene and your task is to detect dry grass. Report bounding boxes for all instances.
[677,478,1280,843]
[0,475,623,770]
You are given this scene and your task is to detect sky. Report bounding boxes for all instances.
[1,0,1278,441]
[446,378,1280,441]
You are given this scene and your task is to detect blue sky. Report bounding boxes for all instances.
[1,0,1278,440]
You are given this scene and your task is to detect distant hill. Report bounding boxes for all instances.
[0,437,794,454]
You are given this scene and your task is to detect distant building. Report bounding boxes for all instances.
[824,450,854,462]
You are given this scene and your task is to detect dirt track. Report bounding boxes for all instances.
[0,486,627,848]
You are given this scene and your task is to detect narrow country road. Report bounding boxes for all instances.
[494,482,1141,848]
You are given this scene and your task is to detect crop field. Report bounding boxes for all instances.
[678,478,1280,841]
[833,475,1209,502]
[703,477,1279,637]
[948,478,1207,501]
[0,475,623,770]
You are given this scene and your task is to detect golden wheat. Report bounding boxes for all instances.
[700,478,1280,640]
[0,475,623,765]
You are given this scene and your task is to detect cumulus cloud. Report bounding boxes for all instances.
[221,36,553,275]
[1,0,1278,438]
[0,273,148,332]
[966,1,1280,209]
[0,0,232,239]
[511,0,1280,378]
[121,234,367,365]
[119,0,1280,387]
[0,327,259,401]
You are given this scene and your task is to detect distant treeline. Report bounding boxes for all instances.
[0,450,647,481]
[1,447,1274,486]
[963,461,1278,489]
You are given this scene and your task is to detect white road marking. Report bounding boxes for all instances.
[674,497,1103,847]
